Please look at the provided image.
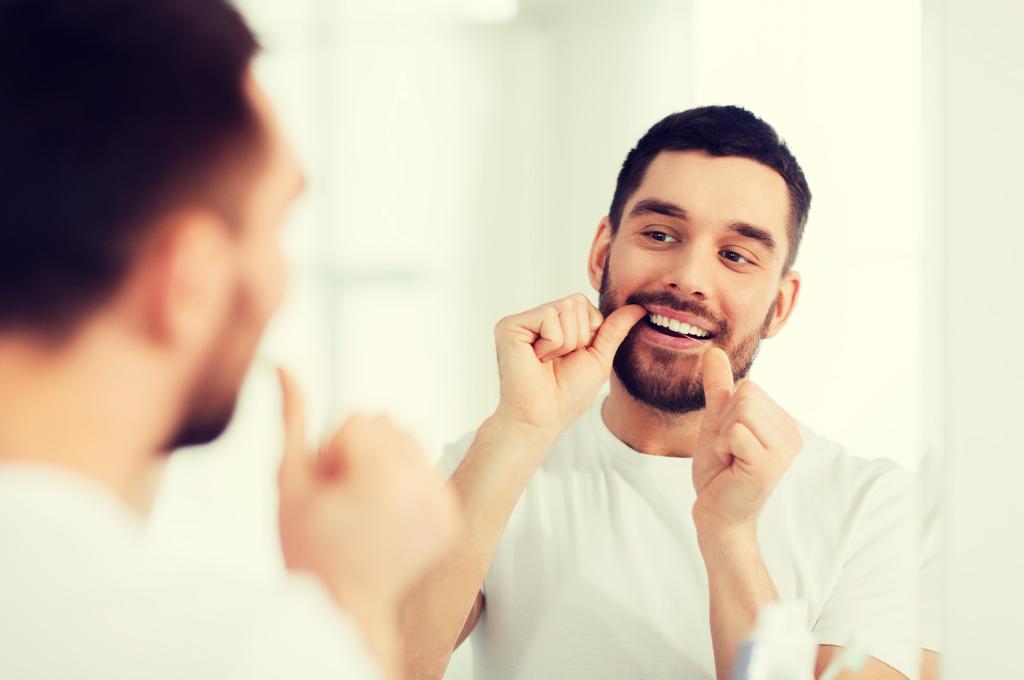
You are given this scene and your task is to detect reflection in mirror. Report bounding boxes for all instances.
[136,1,943,680]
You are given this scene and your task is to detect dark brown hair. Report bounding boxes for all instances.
[609,106,811,272]
[0,0,260,332]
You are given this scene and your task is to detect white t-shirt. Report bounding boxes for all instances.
[440,398,919,680]
[0,463,380,680]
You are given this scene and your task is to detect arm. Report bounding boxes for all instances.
[399,416,557,680]
[919,650,939,680]
[399,295,647,680]
[698,525,780,680]
[691,349,803,680]
[694,352,915,680]
[815,646,909,680]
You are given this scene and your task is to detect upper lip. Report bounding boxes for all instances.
[643,305,716,336]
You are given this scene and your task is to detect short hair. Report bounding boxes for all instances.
[608,106,812,272]
[0,0,260,333]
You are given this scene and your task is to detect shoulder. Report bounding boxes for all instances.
[792,423,913,488]
[780,423,915,519]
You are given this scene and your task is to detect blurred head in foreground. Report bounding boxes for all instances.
[0,0,304,457]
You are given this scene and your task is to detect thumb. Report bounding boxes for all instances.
[276,366,309,488]
[589,304,647,370]
[700,347,735,428]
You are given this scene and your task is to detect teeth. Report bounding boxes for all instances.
[682,323,709,338]
[647,312,710,338]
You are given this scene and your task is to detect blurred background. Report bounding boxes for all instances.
[144,0,956,677]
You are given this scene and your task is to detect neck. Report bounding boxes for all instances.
[0,323,176,513]
[601,374,704,458]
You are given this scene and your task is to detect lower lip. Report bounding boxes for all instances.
[638,322,711,351]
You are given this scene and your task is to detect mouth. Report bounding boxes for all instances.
[644,312,716,342]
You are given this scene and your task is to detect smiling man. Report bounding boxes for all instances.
[401,107,917,680]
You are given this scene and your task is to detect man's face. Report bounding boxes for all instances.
[169,76,304,449]
[591,150,800,414]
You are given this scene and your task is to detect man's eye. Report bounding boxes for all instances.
[721,250,751,264]
[645,231,678,243]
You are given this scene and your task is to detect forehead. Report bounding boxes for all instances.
[628,150,791,237]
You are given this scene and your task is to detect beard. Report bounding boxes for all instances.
[162,284,263,452]
[165,373,243,451]
[598,260,775,415]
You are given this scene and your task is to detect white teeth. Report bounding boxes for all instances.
[647,312,710,338]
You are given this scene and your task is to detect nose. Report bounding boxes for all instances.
[661,243,713,301]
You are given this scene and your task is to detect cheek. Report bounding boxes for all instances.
[607,248,656,294]
[241,241,287,322]
[725,288,777,333]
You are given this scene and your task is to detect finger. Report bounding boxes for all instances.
[327,414,423,468]
[496,301,559,346]
[715,421,765,469]
[710,426,735,466]
[717,383,779,452]
[277,366,308,486]
[588,304,647,369]
[319,413,377,480]
[372,416,425,464]
[531,308,564,360]
[701,347,735,424]
[556,307,579,358]
[576,302,592,349]
[325,413,385,459]
[586,303,604,336]
[537,304,583,362]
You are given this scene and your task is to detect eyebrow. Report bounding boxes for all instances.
[628,198,688,221]
[729,222,776,252]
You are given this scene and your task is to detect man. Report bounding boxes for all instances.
[0,1,456,678]
[402,107,917,679]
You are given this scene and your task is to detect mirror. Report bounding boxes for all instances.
[147,1,940,678]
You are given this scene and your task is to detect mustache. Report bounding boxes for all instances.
[623,291,727,337]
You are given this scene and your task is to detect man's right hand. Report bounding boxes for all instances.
[492,294,647,436]
[275,368,459,627]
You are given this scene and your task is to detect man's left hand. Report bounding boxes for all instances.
[691,347,803,535]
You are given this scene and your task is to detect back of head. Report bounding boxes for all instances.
[609,106,812,272]
[0,0,259,336]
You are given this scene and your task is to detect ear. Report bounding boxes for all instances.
[587,217,614,292]
[764,269,801,339]
[141,210,233,350]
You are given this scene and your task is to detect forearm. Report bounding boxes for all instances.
[698,525,779,680]
[351,608,401,680]
[314,585,402,680]
[400,414,556,680]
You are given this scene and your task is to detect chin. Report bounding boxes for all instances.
[613,352,706,415]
